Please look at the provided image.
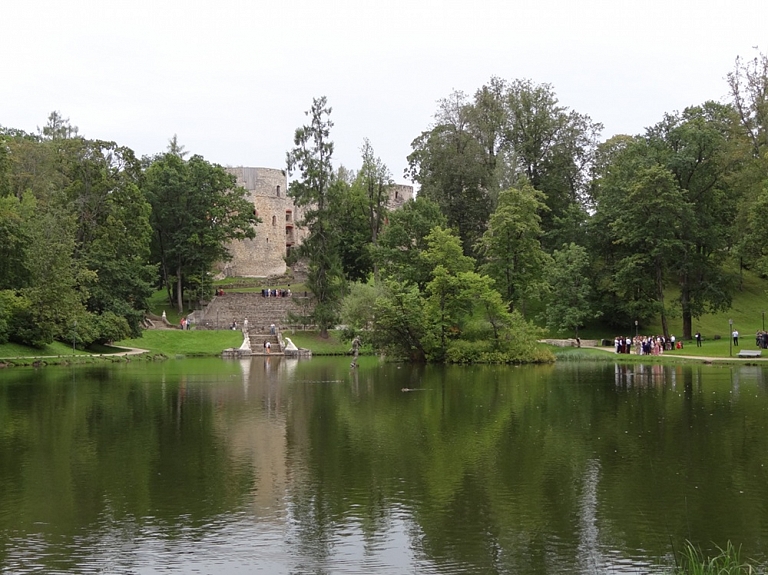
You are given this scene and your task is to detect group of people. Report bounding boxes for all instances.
[179,317,191,330]
[261,288,291,298]
[755,331,768,349]
[614,334,682,355]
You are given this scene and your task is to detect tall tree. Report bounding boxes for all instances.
[542,243,598,339]
[355,138,393,282]
[728,50,768,157]
[63,139,155,335]
[286,97,346,337]
[406,91,494,255]
[372,196,447,290]
[590,103,742,338]
[143,143,257,313]
[477,179,550,314]
[503,79,602,248]
[649,103,741,338]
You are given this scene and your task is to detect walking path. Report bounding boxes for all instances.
[584,343,768,362]
[0,346,150,361]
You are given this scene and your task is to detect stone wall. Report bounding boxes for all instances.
[387,184,414,210]
[219,167,308,278]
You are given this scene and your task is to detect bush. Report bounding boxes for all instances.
[94,311,132,345]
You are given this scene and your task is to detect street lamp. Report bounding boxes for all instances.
[635,320,638,338]
[729,319,733,357]
[763,311,765,332]
[72,320,77,355]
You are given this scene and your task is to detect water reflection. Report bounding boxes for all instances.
[2,359,768,573]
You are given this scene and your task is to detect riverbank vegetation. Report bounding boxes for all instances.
[2,52,768,362]
[671,541,758,574]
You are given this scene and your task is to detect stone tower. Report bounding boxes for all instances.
[218,167,307,278]
[219,166,414,278]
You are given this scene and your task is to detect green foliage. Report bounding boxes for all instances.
[373,196,447,290]
[407,90,494,254]
[92,311,132,344]
[286,97,347,336]
[328,174,373,282]
[372,227,546,363]
[542,243,599,338]
[143,146,257,313]
[478,179,551,312]
[738,183,768,277]
[408,78,601,253]
[339,282,379,331]
[354,138,393,281]
[673,541,755,574]
[0,193,33,289]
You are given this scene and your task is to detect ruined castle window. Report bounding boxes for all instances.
[395,190,399,199]
[286,210,292,223]
[276,185,281,197]
[272,215,277,226]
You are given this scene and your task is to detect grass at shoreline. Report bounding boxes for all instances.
[3,328,766,365]
[115,329,243,356]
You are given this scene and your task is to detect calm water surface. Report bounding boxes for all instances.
[1,357,768,574]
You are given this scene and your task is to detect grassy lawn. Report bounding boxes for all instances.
[283,330,352,355]
[115,329,243,356]
[664,336,761,358]
[546,268,768,346]
[0,340,97,359]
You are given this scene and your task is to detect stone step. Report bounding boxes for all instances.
[194,293,313,331]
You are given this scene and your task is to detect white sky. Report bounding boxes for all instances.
[3,0,766,184]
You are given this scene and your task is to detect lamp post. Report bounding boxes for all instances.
[72,320,77,355]
[635,320,638,338]
[763,311,765,332]
[729,319,733,357]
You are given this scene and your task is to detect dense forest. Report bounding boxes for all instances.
[2,52,768,361]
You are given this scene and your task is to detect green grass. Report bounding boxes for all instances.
[283,330,351,355]
[546,268,768,346]
[671,541,758,574]
[0,340,103,359]
[115,329,243,356]
[663,337,762,358]
[643,269,768,343]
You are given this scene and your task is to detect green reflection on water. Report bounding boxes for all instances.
[1,358,768,573]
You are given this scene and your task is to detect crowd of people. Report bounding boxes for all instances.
[261,288,291,298]
[614,334,682,355]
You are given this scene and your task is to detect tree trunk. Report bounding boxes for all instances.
[656,263,668,338]
[176,266,184,314]
[680,284,692,340]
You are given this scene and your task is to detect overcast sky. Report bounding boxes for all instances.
[4,0,766,184]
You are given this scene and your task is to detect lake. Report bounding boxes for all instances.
[1,356,767,574]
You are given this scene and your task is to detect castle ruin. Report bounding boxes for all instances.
[218,167,414,278]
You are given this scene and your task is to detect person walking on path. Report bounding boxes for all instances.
[733,329,739,346]
[270,323,276,335]
[695,332,702,347]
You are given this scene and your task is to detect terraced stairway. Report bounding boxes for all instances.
[194,292,313,333]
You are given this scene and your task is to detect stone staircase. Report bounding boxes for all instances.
[193,292,315,355]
